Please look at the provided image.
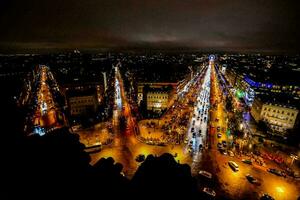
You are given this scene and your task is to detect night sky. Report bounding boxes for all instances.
[0,0,299,53]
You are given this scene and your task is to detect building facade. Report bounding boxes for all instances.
[67,89,98,116]
[251,97,299,134]
[146,91,169,112]
[224,67,300,106]
[137,82,176,106]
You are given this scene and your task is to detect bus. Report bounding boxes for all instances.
[85,143,102,153]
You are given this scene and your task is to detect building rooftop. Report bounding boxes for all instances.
[256,94,299,110]
[66,88,96,98]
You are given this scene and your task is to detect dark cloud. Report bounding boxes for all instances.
[0,0,299,52]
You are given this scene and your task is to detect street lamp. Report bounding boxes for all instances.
[290,154,298,166]
[239,123,243,131]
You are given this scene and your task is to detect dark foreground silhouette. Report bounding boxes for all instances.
[5,130,199,198]
[2,101,198,198]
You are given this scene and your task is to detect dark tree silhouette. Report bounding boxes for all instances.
[131,153,199,198]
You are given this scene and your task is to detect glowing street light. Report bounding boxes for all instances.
[290,154,298,166]
[239,123,243,130]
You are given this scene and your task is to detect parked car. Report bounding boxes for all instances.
[199,170,212,179]
[217,133,222,138]
[267,168,286,177]
[242,159,252,165]
[203,187,216,197]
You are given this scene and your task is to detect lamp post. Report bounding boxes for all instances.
[290,154,299,166]
[188,66,193,81]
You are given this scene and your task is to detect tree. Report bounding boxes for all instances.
[226,96,233,111]
[286,127,300,147]
[131,153,199,198]
[257,120,269,133]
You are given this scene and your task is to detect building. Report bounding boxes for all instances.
[62,82,104,105]
[137,82,177,105]
[67,89,98,116]
[147,91,170,112]
[251,96,299,134]
[219,55,300,106]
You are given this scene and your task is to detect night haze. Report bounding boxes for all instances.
[0,0,299,53]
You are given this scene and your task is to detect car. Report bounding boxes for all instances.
[184,138,188,144]
[228,161,239,171]
[217,142,222,149]
[246,174,258,184]
[203,187,216,197]
[192,120,195,125]
[222,141,227,147]
[219,148,227,155]
[217,133,222,138]
[228,150,234,157]
[135,154,145,162]
[192,132,196,138]
[242,159,252,165]
[267,168,286,177]
[217,126,221,132]
[260,194,275,200]
[199,170,212,179]
[191,127,195,132]
[197,116,200,120]
[199,144,203,150]
[188,147,193,153]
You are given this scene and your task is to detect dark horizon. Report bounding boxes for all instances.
[0,45,299,56]
[0,0,299,54]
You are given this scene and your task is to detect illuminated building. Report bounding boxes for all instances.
[147,91,170,112]
[137,82,177,105]
[251,95,299,134]
[67,89,98,116]
[223,68,299,106]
